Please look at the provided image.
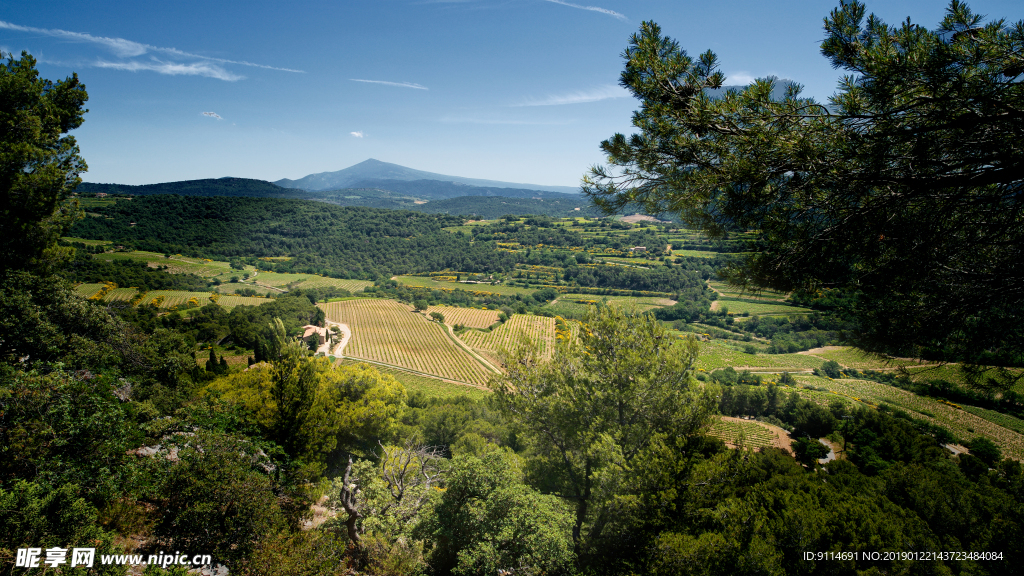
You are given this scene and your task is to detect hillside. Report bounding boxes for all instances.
[275,158,579,194]
[77,177,300,198]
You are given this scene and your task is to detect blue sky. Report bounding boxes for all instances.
[3,0,1019,187]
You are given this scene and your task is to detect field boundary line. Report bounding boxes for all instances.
[332,355,489,391]
[442,323,502,374]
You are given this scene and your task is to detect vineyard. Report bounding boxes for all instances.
[75,283,104,298]
[215,295,273,308]
[425,306,500,329]
[143,290,218,308]
[707,417,787,451]
[693,340,824,372]
[104,287,139,302]
[790,374,1024,460]
[336,359,488,401]
[319,299,494,386]
[254,271,372,293]
[460,314,556,362]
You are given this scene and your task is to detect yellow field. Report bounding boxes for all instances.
[460,314,556,362]
[319,299,494,385]
[425,306,500,329]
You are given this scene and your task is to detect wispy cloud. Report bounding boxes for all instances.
[202,111,223,119]
[96,59,243,81]
[351,131,364,138]
[541,0,626,21]
[515,84,628,107]
[0,19,303,80]
[350,79,428,90]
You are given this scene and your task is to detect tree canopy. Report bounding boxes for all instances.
[0,51,88,274]
[583,1,1024,375]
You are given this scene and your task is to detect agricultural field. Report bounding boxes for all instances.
[215,282,278,296]
[94,251,247,279]
[709,280,788,301]
[142,290,219,309]
[253,271,371,293]
[788,374,1024,460]
[104,287,139,302]
[714,297,814,317]
[801,346,915,371]
[62,236,111,247]
[319,298,495,386]
[707,416,789,451]
[426,306,500,329]
[546,293,675,317]
[75,283,105,298]
[460,314,557,363]
[337,360,488,401]
[671,249,720,258]
[394,275,538,297]
[693,340,825,372]
[215,295,274,308]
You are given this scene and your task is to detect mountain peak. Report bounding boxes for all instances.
[275,160,578,194]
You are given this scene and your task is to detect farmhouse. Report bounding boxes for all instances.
[301,325,331,346]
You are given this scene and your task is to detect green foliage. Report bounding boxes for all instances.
[151,431,285,568]
[492,305,716,557]
[584,3,1024,371]
[0,481,125,576]
[0,368,141,501]
[0,51,89,274]
[418,449,575,576]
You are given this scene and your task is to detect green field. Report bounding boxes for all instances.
[63,236,112,246]
[693,340,825,372]
[714,297,814,316]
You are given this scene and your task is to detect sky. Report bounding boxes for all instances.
[3,0,1020,187]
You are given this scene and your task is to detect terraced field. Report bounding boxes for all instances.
[426,306,500,329]
[319,299,494,386]
[461,314,556,363]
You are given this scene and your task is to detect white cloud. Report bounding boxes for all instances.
[727,72,756,85]
[515,84,628,106]
[202,111,223,119]
[541,0,626,21]
[0,19,303,80]
[350,79,428,90]
[94,59,244,81]
[351,131,364,138]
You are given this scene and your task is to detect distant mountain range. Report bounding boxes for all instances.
[274,159,580,194]
[77,160,604,219]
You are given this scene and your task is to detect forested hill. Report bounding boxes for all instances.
[70,195,516,279]
[78,177,301,198]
